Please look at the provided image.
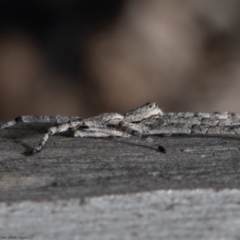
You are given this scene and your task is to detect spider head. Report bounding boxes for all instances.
[124,102,163,123]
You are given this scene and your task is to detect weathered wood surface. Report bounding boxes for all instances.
[1,122,240,240]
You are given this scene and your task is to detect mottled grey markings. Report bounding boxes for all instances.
[1,102,165,154]
[2,107,240,154]
[146,112,240,135]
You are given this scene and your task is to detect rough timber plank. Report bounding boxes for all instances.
[1,189,240,240]
[0,121,240,240]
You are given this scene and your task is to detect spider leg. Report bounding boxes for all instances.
[74,129,111,137]
[113,121,166,153]
[29,121,81,155]
[1,116,82,129]
[30,125,127,155]
[73,127,128,138]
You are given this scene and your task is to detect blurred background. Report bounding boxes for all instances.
[1,0,240,120]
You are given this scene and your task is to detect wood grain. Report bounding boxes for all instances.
[1,121,240,239]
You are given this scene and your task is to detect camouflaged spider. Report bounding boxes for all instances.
[1,102,166,155]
